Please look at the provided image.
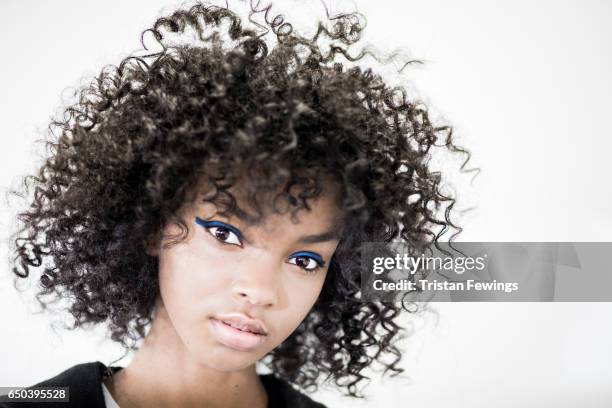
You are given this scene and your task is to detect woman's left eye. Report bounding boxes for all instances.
[288,253,324,272]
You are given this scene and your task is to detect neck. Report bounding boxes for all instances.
[104,297,268,408]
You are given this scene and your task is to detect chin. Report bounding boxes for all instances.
[196,331,265,370]
[196,346,262,372]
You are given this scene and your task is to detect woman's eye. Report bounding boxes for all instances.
[288,254,324,272]
[195,217,243,247]
[207,226,242,246]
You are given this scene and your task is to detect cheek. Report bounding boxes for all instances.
[272,271,328,338]
[159,244,226,302]
[156,234,244,362]
[157,231,235,334]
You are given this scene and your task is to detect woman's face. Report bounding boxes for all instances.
[156,188,342,371]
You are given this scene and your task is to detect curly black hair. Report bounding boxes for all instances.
[10,0,473,398]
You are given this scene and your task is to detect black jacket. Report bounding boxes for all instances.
[0,361,326,408]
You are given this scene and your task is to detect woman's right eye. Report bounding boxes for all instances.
[195,217,243,247]
[206,226,242,246]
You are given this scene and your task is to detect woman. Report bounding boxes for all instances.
[4,1,469,407]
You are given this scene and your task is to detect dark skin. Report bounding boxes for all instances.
[104,298,268,408]
[103,189,341,408]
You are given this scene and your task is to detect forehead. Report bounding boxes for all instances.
[187,176,346,235]
[204,188,343,229]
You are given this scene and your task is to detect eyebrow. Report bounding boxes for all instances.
[297,230,341,244]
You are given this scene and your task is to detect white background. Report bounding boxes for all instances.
[1,1,611,407]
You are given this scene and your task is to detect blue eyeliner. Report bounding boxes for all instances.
[194,218,324,267]
[195,217,243,240]
[289,251,325,267]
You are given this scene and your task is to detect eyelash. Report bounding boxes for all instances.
[288,252,325,273]
[194,217,325,273]
[195,218,243,247]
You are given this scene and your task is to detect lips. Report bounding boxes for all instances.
[216,313,267,335]
[209,314,268,352]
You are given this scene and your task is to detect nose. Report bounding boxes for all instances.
[231,254,280,307]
